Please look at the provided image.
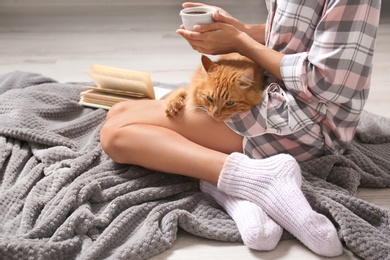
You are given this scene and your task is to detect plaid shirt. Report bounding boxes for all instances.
[226,0,381,162]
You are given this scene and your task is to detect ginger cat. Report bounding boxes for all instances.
[164,53,265,122]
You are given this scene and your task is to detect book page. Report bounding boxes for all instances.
[90,64,155,99]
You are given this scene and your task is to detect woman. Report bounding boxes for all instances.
[100,1,380,256]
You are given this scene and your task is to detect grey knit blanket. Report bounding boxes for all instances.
[0,71,389,260]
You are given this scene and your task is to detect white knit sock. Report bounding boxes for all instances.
[200,180,282,251]
[217,152,343,257]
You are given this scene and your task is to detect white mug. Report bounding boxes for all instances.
[180,6,217,31]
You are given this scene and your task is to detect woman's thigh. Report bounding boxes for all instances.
[104,99,243,154]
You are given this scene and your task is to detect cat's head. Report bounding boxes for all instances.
[189,55,264,122]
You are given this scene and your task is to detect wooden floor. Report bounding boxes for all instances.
[0,1,389,259]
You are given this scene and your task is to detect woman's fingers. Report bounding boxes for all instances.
[176,29,207,51]
[182,2,205,8]
[176,25,238,55]
[212,10,244,31]
[176,29,203,42]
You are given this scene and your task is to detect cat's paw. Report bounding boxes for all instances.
[164,88,188,117]
[165,99,185,117]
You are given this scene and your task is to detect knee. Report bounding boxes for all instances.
[106,101,131,120]
[100,120,121,163]
[100,122,138,164]
[100,102,134,162]
[100,116,135,164]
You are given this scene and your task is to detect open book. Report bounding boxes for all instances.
[79,64,155,110]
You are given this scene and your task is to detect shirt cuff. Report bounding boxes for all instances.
[280,52,312,100]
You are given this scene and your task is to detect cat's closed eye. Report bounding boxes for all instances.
[206,96,214,103]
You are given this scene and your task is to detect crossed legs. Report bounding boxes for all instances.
[100,99,343,256]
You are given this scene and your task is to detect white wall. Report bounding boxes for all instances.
[0,0,260,7]
[0,0,179,6]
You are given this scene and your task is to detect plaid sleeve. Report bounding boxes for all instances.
[281,0,381,104]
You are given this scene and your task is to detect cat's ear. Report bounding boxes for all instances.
[239,68,254,89]
[201,55,215,72]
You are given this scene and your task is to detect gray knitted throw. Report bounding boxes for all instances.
[0,71,389,260]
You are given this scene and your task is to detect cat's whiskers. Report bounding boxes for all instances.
[196,105,208,113]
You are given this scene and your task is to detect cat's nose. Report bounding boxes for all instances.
[212,112,224,121]
[212,112,221,118]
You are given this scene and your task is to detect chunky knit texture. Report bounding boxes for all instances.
[0,71,389,260]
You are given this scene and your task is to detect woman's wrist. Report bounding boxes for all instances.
[243,24,266,44]
[237,32,284,80]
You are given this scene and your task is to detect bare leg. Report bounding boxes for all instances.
[100,99,343,257]
[100,99,243,183]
